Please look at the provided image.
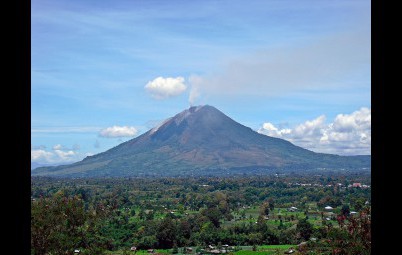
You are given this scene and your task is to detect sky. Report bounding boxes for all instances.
[31,0,371,165]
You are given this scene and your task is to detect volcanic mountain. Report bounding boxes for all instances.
[32,105,370,177]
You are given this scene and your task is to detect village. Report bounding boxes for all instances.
[32,174,371,255]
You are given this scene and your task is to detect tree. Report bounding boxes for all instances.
[139,209,145,220]
[201,207,222,228]
[256,215,268,233]
[31,193,109,255]
[260,202,270,216]
[341,205,350,216]
[172,243,179,254]
[240,210,246,219]
[130,208,136,217]
[146,210,154,220]
[351,198,366,212]
[296,218,313,241]
[325,207,371,254]
[156,217,177,248]
[268,198,275,212]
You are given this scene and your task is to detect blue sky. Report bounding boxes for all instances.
[31,0,371,165]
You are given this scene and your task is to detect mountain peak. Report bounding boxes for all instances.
[149,105,218,135]
[32,105,371,177]
[173,105,206,125]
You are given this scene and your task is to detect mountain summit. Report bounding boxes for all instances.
[32,105,370,177]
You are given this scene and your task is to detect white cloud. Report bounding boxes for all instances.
[31,149,54,162]
[258,108,371,155]
[145,76,187,99]
[31,150,77,164]
[99,125,138,138]
[52,143,81,151]
[54,149,76,161]
[31,144,81,164]
[292,115,326,139]
[53,144,63,150]
[332,107,371,132]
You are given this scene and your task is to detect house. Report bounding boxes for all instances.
[284,247,296,254]
[185,247,193,253]
[289,206,298,212]
[324,206,333,210]
[74,249,80,254]
[352,183,362,188]
[131,246,137,251]
[147,249,155,253]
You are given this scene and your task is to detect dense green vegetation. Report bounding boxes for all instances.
[31,172,370,254]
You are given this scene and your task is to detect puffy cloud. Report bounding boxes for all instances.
[31,146,80,164]
[99,125,138,138]
[332,107,371,132]
[145,76,187,99]
[31,144,84,165]
[260,122,291,137]
[52,143,81,151]
[258,108,371,155]
[292,115,326,139]
[31,149,54,162]
[54,149,76,161]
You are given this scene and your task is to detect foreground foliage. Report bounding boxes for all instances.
[31,173,370,254]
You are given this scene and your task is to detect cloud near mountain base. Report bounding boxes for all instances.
[258,107,371,155]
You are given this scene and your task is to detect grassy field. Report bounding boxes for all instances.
[106,249,171,255]
[105,245,296,255]
[224,205,340,230]
[231,245,295,255]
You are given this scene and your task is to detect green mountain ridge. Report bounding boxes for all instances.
[32,105,370,177]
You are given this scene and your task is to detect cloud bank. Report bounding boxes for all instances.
[99,125,138,138]
[188,25,370,105]
[145,76,187,100]
[258,108,371,155]
[31,144,81,164]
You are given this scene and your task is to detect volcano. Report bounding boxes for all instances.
[32,105,370,177]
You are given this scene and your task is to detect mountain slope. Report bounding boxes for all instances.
[32,105,370,177]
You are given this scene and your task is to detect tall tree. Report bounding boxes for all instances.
[296,218,313,241]
[156,217,177,248]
